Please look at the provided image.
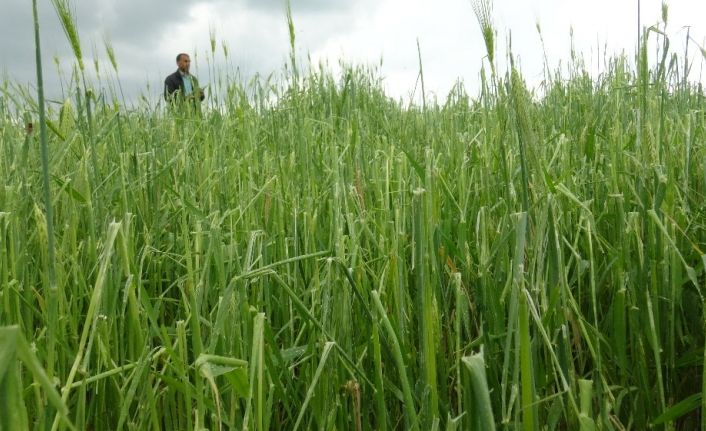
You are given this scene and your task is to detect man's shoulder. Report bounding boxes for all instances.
[165,70,181,83]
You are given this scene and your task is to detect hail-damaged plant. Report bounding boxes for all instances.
[50,0,99,236]
[31,0,59,386]
[0,327,76,431]
[471,0,496,77]
[50,0,84,72]
[103,35,118,73]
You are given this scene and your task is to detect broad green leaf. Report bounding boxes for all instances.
[651,393,702,425]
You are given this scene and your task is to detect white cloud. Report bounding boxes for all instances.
[307,0,484,99]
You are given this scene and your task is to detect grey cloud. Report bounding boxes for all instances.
[1,2,195,66]
[1,0,378,103]
[1,0,202,99]
[236,0,356,13]
[99,0,196,44]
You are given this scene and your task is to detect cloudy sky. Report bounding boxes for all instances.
[2,0,705,103]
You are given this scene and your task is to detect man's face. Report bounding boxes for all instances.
[177,55,191,74]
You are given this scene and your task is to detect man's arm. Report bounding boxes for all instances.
[164,73,180,101]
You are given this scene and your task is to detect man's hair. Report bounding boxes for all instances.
[176,53,189,62]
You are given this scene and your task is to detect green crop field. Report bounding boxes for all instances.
[1,0,706,429]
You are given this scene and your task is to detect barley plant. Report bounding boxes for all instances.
[1,0,706,430]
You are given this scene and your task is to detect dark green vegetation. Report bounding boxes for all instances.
[1,1,706,429]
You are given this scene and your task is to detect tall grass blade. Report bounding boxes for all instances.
[462,350,496,431]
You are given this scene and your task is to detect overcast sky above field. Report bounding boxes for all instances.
[1,0,705,103]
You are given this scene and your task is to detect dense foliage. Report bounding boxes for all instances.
[1,3,706,429]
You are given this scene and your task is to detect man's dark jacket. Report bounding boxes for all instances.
[164,70,205,102]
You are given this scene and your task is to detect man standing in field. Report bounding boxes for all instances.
[164,53,205,103]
